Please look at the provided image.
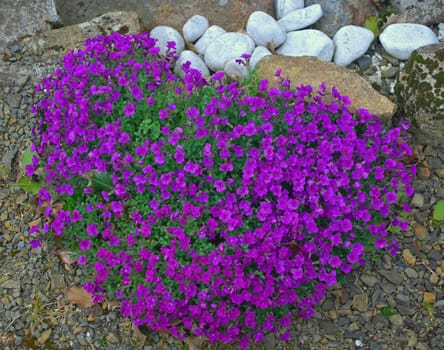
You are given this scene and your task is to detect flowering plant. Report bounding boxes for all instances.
[28,32,415,348]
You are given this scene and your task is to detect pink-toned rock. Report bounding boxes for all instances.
[151,0,274,33]
[256,55,397,121]
[56,0,274,33]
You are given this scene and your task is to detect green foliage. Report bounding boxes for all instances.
[13,146,44,194]
[364,7,397,41]
[15,176,44,195]
[364,16,380,39]
[91,171,114,193]
[21,147,34,172]
[380,306,397,318]
[432,200,444,223]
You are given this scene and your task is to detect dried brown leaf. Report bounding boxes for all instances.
[28,218,41,228]
[106,299,121,311]
[82,170,94,187]
[64,286,95,309]
[131,324,147,349]
[183,336,208,350]
[58,251,78,265]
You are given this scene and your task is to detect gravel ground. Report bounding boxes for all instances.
[1,33,444,350]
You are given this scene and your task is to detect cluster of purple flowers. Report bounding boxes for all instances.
[29,32,415,348]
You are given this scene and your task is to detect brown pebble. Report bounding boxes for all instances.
[37,329,52,344]
[352,293,369,313]
[72,326,83,334]
[430,273,439,284]
[414,224,428,240]
[402,249,416,265]
[424,292,436,304]
[418,165,430,178]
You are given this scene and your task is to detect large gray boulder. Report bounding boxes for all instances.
[0,0,61,48]
[388,0,444,25]
[395,43,444,149]
[304,0,377,37]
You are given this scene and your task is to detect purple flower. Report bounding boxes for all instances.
[79,239,91,250]
[212,71,225,81]
[86,223,99,236]
[214,180,226,192]
[385,191,397,204]
[186,106,200,119]
[174,145,185,164]
[123,102,136,117]
[30,239,41,249]
[77,255,86,265]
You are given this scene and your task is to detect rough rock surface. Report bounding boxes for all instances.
[256,55,397,121]
[395,43,444,149]
[55,0,273,33]
[151,0,273,33]
[304,0,377,37]
[20,11,142,56]
[388,0,444,25]
[0,0,62,48]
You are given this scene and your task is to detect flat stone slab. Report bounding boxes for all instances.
[0,0,61,47]
[21,11,142,55]
[257,55,397,121]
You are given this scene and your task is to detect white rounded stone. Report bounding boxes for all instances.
[224,58,249,80]
[175,50,210,78]
[204,32,256,71]
[150,25,185,56]
[182,15,209,43]
[276,29,334,61]
[249,46,273,68]
[379,23,439,60]
[278,4,323,32]
[333,25,374,67]
[194,25,227,55]
[247,11,286,47]
[274,0,305,19]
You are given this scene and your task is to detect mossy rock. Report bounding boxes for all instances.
[395,42,444,149]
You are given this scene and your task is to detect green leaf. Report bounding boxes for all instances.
[388,226,400,234]
[423,300,434,314]
[380,306,397,318]
[15,176,44,194]
[91,171,114,192]
[364,16,379,39]
[21,146,37,172]
[433,200,444,222]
